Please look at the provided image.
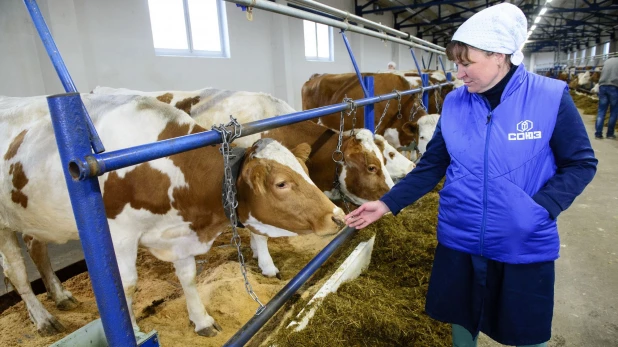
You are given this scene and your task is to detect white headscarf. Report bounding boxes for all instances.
[452,3,527,65]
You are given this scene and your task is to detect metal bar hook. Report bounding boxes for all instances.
[340,30,370,98]
[23,0,105,154]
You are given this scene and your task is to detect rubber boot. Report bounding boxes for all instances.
[452,324,478,347]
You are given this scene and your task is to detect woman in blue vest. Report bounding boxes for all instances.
[345,3,597,347]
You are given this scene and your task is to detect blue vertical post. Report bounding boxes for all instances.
[421,73,429,110]
[340,30,369,98]
[363,76,375,134]
[438,56,447,74]
[410,48,423,75]
[446,72,452,82]
[23,0,105,154]
[47,93,137,347]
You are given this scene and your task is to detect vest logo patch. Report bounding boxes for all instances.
[508,120,542,141]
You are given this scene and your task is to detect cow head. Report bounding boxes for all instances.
[417,114,440,154]
[337,129,394,205]
[237,138,345,237]
[373,134,415,182]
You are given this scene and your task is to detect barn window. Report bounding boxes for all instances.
[603,42,610,57]
[590,46,596,57]
[303,20,333,62]
[147,0,230,58]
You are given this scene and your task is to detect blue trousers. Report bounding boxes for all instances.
[595,85,618,137]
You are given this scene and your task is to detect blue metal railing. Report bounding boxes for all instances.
[47,93,137,347]
[71,83,448,181]
[340,30,370,98]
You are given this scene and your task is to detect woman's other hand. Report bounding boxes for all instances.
[344,201,391,229]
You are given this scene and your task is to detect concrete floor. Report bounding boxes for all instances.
[479,116,618,346]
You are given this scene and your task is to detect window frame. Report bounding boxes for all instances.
[303,20,334,62]
[149,0,230,58]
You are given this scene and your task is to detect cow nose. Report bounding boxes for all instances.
[332,215,345,229]
[332,207,345,227]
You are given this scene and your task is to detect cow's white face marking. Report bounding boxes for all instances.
[245,213,299,237]
[375,134,414,179]
[383,128,402,149]
[417,114,440,154]
[353,129,394,187]
[253,140,314,185]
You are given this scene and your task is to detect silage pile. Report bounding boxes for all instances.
[263,187,451,347]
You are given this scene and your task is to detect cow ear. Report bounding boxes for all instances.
[291,143,312,162]
[402,121,419,136]
[241,160,269,195]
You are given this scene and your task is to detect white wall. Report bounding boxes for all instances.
[0,0,444,110]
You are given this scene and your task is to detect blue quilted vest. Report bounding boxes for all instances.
[439,64,567,264]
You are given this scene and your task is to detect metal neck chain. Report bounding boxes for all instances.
[331,98,356,213]
[211,117,265,315]
[375,89,402,132]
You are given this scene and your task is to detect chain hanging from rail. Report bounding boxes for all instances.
[331,98,357,213]
[375,89,402,132]
[211,117,266,315]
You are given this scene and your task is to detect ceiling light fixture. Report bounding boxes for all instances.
[534,16,541,23]
[530,25,537,31]
[539,7,548,15]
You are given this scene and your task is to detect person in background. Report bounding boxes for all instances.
[594,56,618,139]
[387,61,397,70]
[345,3,597,347]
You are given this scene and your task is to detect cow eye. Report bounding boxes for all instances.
[367,165,378,173]
[419,136,425,140]
[276,181,288,189]
[389,152,395,159]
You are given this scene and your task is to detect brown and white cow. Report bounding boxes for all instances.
[301,73,426,151]
[92,86,411,192]
[92,87,409,277]
[0,94,345,337]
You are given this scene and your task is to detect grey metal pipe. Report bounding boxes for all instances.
[225,0,445,55]
[286,0,445,52]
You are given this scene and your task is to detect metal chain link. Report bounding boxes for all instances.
[330,98,357,213]
[211,116,265,315]
[375,89,402,132]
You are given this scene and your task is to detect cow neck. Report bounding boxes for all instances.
[309,128,337,160]
[222,146,247,228]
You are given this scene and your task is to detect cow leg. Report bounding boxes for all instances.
[250,232,258,259]
[0,229,64,335]
[22,235,79,311]
[173,257,222,337]
[250,232,280,278]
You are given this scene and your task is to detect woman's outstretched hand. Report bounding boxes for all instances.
[344,200,391,229]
